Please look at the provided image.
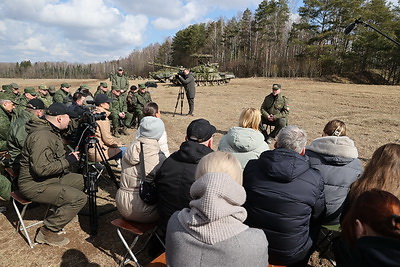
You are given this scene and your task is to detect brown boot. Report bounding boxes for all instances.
[118,127,129,136]
[112,128,121,138]
[35,226,70,247]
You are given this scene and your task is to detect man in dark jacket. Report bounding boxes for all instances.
[177,68,196,116]
[243,125,325,267]
[260,83,289,144]
[18,103,87,247]
[155,118,216,234]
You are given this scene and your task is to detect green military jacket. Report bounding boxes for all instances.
[260,93,289,119]
[94,88,112,98]
[110,94,128,114]
[18,117,71,194]
[111,74,129,91]
[53,89,72,105]
[132,91,152,112]
[7,109,34,166]
[0,105,14,151]
[14,95,29,117]
[38,92,53,108]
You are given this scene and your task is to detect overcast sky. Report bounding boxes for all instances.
[5,0,391,64]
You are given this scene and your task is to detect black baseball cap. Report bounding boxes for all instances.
[47,102,74,116]
[94,94,113,106]
[26,99,45,110]
[186,119,216,143]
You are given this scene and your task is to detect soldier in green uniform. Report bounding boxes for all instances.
[94,82,111,97]
[48,86,57,97]
[15,87,37,117]
[53,82,73,106]
[0,99,16,151]
[130,84,152,126]
[260,84,289,144]
[109,85,133,137]
[18,103,86,247]
[7,99,46,174]
[37,84,53,108]
[110,67,129,92]
[10,83,21,101]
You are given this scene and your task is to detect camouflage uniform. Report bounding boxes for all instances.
[130,90,152,125]
[260,93,289,138]
[111,73,129,92]
[0,104,15,151]
[109,92,133,130]
[53,89,73,106]
[18,116,86,232]
[38,92,53,108]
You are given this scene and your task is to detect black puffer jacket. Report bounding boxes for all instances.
[243,148,325,265]
[155,140,213,232]
[306,136,362,225]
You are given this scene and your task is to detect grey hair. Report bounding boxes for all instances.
[276,125,307,153]
[0,99,12,105]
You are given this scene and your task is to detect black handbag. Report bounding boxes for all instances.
[138,142,158,205]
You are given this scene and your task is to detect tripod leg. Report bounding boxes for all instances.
[173,90,181,117]
[95,142,119,188]
[180,87,184,115]
[88,174,98,236]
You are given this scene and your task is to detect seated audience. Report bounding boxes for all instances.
[335,189,400,266]
[243,125,325,267]
[115,116,166,223]
[218,107,269,169]
[135,102,170,157]
[306,119,362,225]
[88,94,126,162]
[340,143,400,222]
[155,119,215,233]
[166,151,269,267]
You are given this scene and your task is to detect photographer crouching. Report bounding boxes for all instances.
[87,94,126,162]
[18,102,87,247]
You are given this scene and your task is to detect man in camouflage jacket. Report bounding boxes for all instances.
[260,84,289,144]
[109,85,133,136]
[110,67,129,92]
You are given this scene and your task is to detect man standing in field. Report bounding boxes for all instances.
[111,67,129,92]
[177,68,196,116]
[260,83,289,144]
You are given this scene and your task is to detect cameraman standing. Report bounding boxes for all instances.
[18,103,87,247]
[177,68,196,116]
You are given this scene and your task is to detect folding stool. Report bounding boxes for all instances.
[111,218,165,267]
[316,224,340,266]
[10,191,49,248]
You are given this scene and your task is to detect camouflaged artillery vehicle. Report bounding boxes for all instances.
[148,58,235,86]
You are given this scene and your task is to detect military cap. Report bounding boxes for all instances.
[38,84,48,90]
[48,86,56,94]
[24,87,37,95]
[100,82,108,88]
[61,82,71,88]
[10,83,19,89]
[138,84,146,89]
[80,84,90,89]
[118,66,123,71]
[2,84,11,91]
[272,84,281,90]
[26,99,45,110]
[111,85,121,91]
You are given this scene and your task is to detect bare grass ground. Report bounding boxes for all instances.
[0,77,399,266]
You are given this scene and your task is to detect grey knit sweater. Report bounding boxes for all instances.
[166,172,269,267]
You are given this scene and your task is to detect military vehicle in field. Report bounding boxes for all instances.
[148,55,235,86]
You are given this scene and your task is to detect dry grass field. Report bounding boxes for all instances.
[0,77,399,266]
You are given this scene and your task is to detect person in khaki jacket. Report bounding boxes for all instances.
[88,94,126,162]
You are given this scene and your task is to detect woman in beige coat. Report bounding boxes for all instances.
[88,94,125,162]
[116,116,166,223]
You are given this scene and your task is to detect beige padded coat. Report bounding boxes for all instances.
[88,106,122,162]
[115,137,166,223]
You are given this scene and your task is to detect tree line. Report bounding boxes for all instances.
[1,0,399,84]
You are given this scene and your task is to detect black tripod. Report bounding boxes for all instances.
[173,85,185,117]
[77,125,119,236]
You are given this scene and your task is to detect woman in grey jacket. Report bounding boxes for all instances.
[166,151,269,267]
[218,108,270,169]
[306,120,362,225]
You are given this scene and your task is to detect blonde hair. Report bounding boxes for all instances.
[195,151,243,185]
[239,108,261,130]
[323,119,347,136]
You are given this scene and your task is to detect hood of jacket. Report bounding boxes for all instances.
[306,136,358,164]
[219,127,266,153]
[259,148,310,183]
[25,116,55,135]
[174,140,213,164]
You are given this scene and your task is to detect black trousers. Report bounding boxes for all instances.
[187,98,194,115]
